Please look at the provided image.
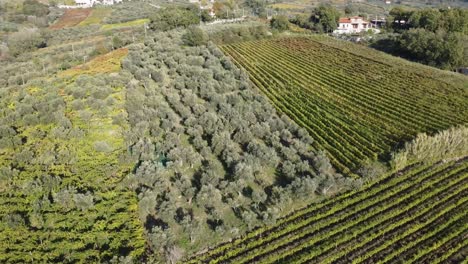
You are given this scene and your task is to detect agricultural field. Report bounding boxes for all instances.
[187,156,468,263]
[2,1,467,262]
[78,8,112,26]
[268,3,311,10]
[101,18,150,31]
[49,8,92,29]
[0,49,146,262]
[221,36,468,174]
[59,48,129,78]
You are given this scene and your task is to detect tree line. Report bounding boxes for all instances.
[372,7,468,70]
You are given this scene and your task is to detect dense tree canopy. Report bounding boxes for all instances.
[121,30,351,262]
[376,7,468,70]
[388,7,468,33]
[182,26,209,46]
[149,7,200,31]
[7,28,46,56]
[270,15,290,32]
[310,4,341,33]
[398,29,466,69]
[22,0,49,17]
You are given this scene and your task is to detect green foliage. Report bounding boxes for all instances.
[270,15,290,32]
[121,31,347,262]
[101,18,149,30]
[7,28,46,56]
[112,35,125,49]
[344,5,356,15]
[310,4,341,33]
[205,23,270,44]
[391,126,468,170]
[245,0,267,17]
[149,7,200,31]
[0,55,146,262]
[398,28,466,69]
[94,140,114,153]
[103,1,156,24]
[388,7,468,33]
[289,14,314,30]
[201,9,214,22]
[182,26,208,46]
[187,159,468,263]
[22,0,49,17]
[221,36,467,174]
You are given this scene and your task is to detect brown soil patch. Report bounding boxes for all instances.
[49,8,92,30]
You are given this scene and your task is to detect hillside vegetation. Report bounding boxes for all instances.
[0,48,145,263]
[187,127,468,264]
[221,35,468,174]
[0,12,358,262]
[1,1,467,263]
[120,31,360,261]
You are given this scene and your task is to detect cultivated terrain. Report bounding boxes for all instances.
[0,0,467,263]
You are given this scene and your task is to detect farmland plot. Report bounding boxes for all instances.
[221,37,468,174]
[187,157,468,264]
[50,9,92,29]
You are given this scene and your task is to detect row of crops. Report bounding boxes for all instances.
[220,37,468,174]
[187,158,468,263]
[0,63,145,262]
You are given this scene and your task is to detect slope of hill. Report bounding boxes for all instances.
[187,125,468,263]
[1,2,467,262]
[0,45,146,263]
[1,19,355,263]
[221,35,468,175]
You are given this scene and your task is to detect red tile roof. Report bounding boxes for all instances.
[338,17,368,24]
[339,18,351,23]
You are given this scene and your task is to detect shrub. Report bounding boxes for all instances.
[270,15,290,32]
[94,141,114,153]
[182,27,208,46]
[149,7,200,31]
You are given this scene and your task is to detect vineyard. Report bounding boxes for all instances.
[220,37,468,174]
[187,157,468,263]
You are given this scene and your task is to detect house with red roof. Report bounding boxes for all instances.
[334,16,380,34]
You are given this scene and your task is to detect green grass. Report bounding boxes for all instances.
[78,8,112,26]
[101,18,150,30]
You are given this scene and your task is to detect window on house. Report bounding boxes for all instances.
[352,24,358,29]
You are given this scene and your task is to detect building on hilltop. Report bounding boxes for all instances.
[101,0,123,5]
[59,0,123,8]
[333,16,380,34]
[73,0,95,7]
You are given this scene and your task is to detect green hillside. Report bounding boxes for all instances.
[221,35,468,174]
[187,156,468,263]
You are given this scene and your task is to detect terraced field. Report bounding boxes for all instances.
[187,158,468,263]
[221,37,468,174]
[49,9,92,29]
[78,8,112,26]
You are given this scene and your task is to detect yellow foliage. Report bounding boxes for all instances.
[269,3,299,9]
[58,48,128,78]
[7,102,15,110]
[79,8,112,26]
[101,19,150,30]
[27,86,41,95]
